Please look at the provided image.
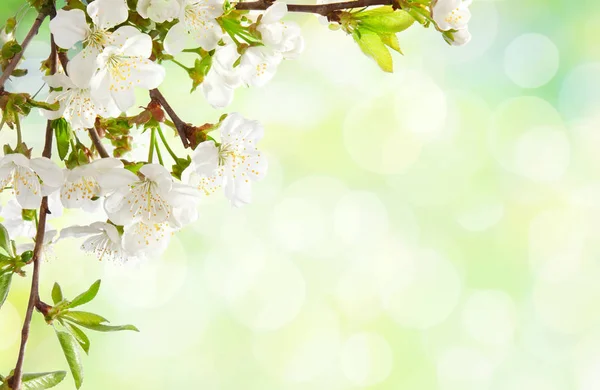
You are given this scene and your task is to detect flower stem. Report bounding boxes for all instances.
[156,126,179,162]
[14,113,22,146]
[154,135,164,165]
[170,58,189,71]
[149,127,156,163]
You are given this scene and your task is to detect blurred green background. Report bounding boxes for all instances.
[2,0,600,388]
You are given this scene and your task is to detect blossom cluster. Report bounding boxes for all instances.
[0,0,471,265]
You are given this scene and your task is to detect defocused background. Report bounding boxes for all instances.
[2,0,600,388]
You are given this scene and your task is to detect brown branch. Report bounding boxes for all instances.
[8,29,57,390]
[234,0,393,15]
[57,51,69,75]
[149,89,190,148]
[0,8,52,90]
[89,125,109,158]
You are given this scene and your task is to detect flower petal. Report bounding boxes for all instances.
[163,21,188,56]
[87,0,129,29]
[30,157,64,188]
[49,9,89,49]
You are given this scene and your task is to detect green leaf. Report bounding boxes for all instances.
[1,41,22,59]
[75,323,139,333]
[52,119,71,161]
[51,282,63,305]
[0,272,12,309]
[55,330,83,389]
[27,99,60,111]
[353,29,393,73]
[69,280,101,308]
[356,7,415,33]
[0,223,13,257]
[63,322,90,355]
[21,371,67,390]
[380,33,402,54]
[62,311,109,327]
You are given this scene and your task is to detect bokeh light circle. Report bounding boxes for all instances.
[504,34,559,88]
[340,333,394,386]
[461,290,517,346]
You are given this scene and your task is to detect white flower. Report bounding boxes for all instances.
[186,113,267,207]
[256,2,304,59]
[61,222,129,262]
[0,154,63,209]
[61,158,136,210]
[0,199,36,238]
[239,46,282,87]
[122,221,174,258]
[19,229,58,261]
[0,192,62,239]
[91,34,166,112]
[43,62,120,130]
[137,0,181,23]
[449,27,471,46]
[432,0,472,31]
[50,0,138,86]
[163,0,224,56]
[200,42,242,108]
[104,163,199,226]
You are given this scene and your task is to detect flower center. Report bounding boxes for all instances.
[184,2,212,31]
[84,27,111,50]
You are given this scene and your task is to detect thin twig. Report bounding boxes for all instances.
[89,125,109,158]
[9,27,57,390]
[149,89,190,148]
[57,51,69,75]
[0,8,51,90]
[234,0,393,15]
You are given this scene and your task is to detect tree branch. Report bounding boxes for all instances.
[89,125,109,158]
[8,31,57,390]
[234,0,393,15]
[0,8,52,90]
[149,89,190,148]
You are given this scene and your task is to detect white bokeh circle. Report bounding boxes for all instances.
[461,290,517,346]
[504,34,559,88]
[340,333,394,387]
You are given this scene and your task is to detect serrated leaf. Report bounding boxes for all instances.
[76,323,139,333]
[353,29,393,73]
[0,272,12,309]
[51,282,63,305]
[63,322,90,355]
[380,33,402,54]
[52,119,71,161]
[62,311,109,326]
[69,280,100,308]
[21,371,67,390]
[55,330,83,389]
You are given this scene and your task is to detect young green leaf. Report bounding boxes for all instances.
[0,272,12,309]
[68,280,101,308]
[21,371,67,390]
[380,33,402,54]
[75,323,139,333]
[52,119,71,161]
[55,330,83,389]
[51,282,63,305]
[356,7,415,33]
[62,311,109,327]
[353,29,393,73]
[0,223,13,258]
[63,322,91,355]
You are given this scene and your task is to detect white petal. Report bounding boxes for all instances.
[223,174,252,207]
[60,224,101,239]
[44,73,76,89]
[95,168,137,190]
[87,0,129,29]
[111,25,145,48]
[163,21,188,56]
[14,168,42,209]
[49,9,90,49]
[121,33,153,58]
[110,89,137,112]
[129,59,166,89]
[69,46,101,89]
[30,157,64,188]
[136,0,152,18]
[122,222,172,257]
[189,20,222,51]
[261,2,287,24]
[190,141,219,175]
[139,163,171,182]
